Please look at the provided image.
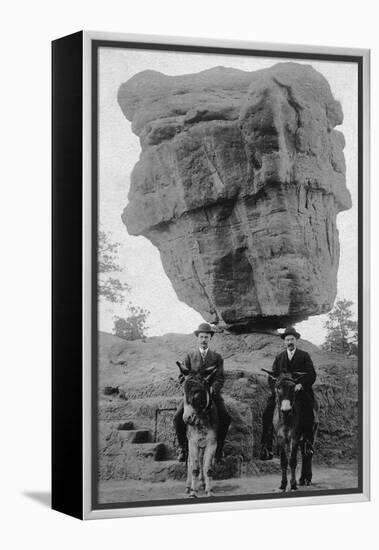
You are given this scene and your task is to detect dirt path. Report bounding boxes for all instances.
[99,464,358,504]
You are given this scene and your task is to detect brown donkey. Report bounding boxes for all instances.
[262,369,319,491]
[176,361,218,497]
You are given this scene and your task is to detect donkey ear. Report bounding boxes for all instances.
[176,361,190,376]
[261,368,278,380]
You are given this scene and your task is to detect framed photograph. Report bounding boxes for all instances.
[52,31,370,520]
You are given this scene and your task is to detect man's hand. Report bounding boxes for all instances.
[295,383,303,392]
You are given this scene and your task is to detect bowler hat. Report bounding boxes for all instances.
[280,327,301,340]
[194,322,215,337]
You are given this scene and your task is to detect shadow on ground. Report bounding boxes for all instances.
[23,491,51,508]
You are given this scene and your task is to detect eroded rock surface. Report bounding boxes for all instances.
[118,63,351,329]
[98,331,358,480]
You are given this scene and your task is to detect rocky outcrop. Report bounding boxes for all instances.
[98,331,358,481]
[118,63,351,329]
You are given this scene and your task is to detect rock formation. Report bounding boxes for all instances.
[98,332,358,481]
[118,63,351,329]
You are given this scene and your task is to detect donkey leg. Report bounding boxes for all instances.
[185,455,192,495]
[306,452,313,485]
[204,442,217,497]
[279,445,288,491]
[289,443,298,491]
[299,440,306,486]
[189,442,200,498]
[301,453,311,486]
[184,429,191,494]
[199,448,205,492]
[300,441,313,485]
[185,438,192,495]
[305,422,318,485]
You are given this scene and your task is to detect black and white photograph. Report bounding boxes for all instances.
[3,0,379,544]
[93,39,365,510]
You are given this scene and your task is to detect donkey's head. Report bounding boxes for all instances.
[275,374,298,414]
[176,361,216,423]
[262,369,306,414]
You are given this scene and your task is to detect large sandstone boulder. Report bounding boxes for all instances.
[118,63,351,329]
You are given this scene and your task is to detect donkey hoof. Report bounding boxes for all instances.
[184,487,191,495]
[299,478,306,486]
[290,484,298,491]
[199,483,205,492]
[306,479,312,486]
[206,490,214,497]
[189,492,197,498]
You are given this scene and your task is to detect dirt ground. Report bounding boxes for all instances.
[99,463,358,504]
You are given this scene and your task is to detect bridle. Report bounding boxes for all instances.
[185,374,213,416]
[275,375,297,409]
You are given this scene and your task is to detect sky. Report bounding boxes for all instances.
[98,47,358,346]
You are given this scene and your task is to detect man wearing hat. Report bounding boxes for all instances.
[174,322,231,463]
[260,327,317,460]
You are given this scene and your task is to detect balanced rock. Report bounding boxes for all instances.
[118,63,351,329]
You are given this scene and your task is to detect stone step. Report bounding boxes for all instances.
[117,421,134,430]
[125,442,167,461]
[99,420,135,433]
[138,460,187,482]
[117,429,152,444]
[103,438,166,460]
[103,457,185,482]
[100,442,171,481]
[99,458,187,482]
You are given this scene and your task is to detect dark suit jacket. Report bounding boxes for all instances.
[183,349,225,394]
[269,348,316,394]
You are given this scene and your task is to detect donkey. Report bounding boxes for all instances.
[262,369,319,491]
[176,361,218,497]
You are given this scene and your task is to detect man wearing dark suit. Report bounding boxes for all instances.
[260,326,317,460]
[174,322,231,463]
